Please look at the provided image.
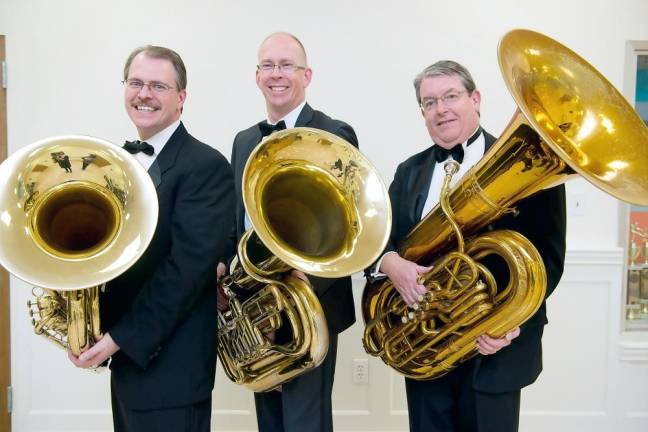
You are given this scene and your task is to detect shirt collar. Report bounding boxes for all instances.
[432,125,482,157]
[140,120,181,156]
[267,101,306,129]
[433,125,482,151]
[465,126,482,147]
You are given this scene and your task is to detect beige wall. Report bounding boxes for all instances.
[1,1,648,431]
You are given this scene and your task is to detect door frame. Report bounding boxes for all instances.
[0,34,12,432]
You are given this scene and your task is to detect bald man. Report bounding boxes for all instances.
[228,32,358,432]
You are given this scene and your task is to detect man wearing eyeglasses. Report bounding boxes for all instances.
[68,45,234,432]
[226,32,358,432]
[370,60,566,431]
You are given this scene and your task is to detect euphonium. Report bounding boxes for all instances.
[362,29,648,380]
[218,127,391,392]
[0,136,158,357]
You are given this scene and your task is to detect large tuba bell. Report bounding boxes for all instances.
[218,127,391,392]
[362,29,648,380]
[0,136,158,357]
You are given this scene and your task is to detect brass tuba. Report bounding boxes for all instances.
[0,136,158,357]
[218,127,391,392]
[362,29,648,380]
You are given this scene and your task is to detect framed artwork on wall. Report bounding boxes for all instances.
[625,50,648,328]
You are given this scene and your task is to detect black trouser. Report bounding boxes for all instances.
[254,332,338,432]
[405,359,521,432]
[111,388,211,432]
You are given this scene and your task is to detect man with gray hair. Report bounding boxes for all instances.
[69,45,234,432]
[370,60,566,431]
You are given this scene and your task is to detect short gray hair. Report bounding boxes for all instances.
[413,60,477,105]
[123,45,187,90]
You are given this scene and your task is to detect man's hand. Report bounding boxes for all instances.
[216,283,230,312]
[477,326,520,355]
[216,262,226,283]
[380,253,432,306]
[67,333,120,369]
[216,262,230,312]
[291,269,311,287]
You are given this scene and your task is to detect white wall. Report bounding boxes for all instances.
[1,0,646,247]
[1,0,648,431]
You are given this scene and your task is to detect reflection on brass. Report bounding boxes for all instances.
[218,128,391,392]
[630,241,641,266]
[640,269,648,315]
[362,29,648,380]
[28,286,102,354]
[0,136,158,357]
[81,154,97,170]
[630,223,645,265]
[50,151,72,173]
[104,175,127,206]
[628,269,641,304]
[627,304,641,320]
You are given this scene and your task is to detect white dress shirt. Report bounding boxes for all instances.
[130,120,180,171]
[373,127,485,277]
[269,100,306,129]
[420,128,485,217]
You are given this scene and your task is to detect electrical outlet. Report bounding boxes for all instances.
[352,358,369,384]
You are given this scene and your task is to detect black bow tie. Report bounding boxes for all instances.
[432,127,482,164]
[433,144,464,164]
[258,120,286,137]
[123,140,154,156]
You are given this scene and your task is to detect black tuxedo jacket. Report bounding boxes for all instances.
[100,123,235,409]
[381,130,566,393]
[230,103,358,334]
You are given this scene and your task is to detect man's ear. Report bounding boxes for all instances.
[303,67,313,88]
[470,89,481,112]
[177,89,187,113]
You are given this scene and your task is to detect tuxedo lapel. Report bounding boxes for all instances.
[236,127,263,236]
[152,122,188,189]
[148,159,161,188]
[295,103,314,127]
[410,147,437,222]
[483,130,496,152]
[247,130,263,162]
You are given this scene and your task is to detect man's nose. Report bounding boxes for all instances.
[434,99,450,113]
[137,83,153,97]
[270,65,284,77]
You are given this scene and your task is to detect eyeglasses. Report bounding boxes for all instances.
[122,79,176,93]
[257,63,306,74]
[420,91,468,112]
